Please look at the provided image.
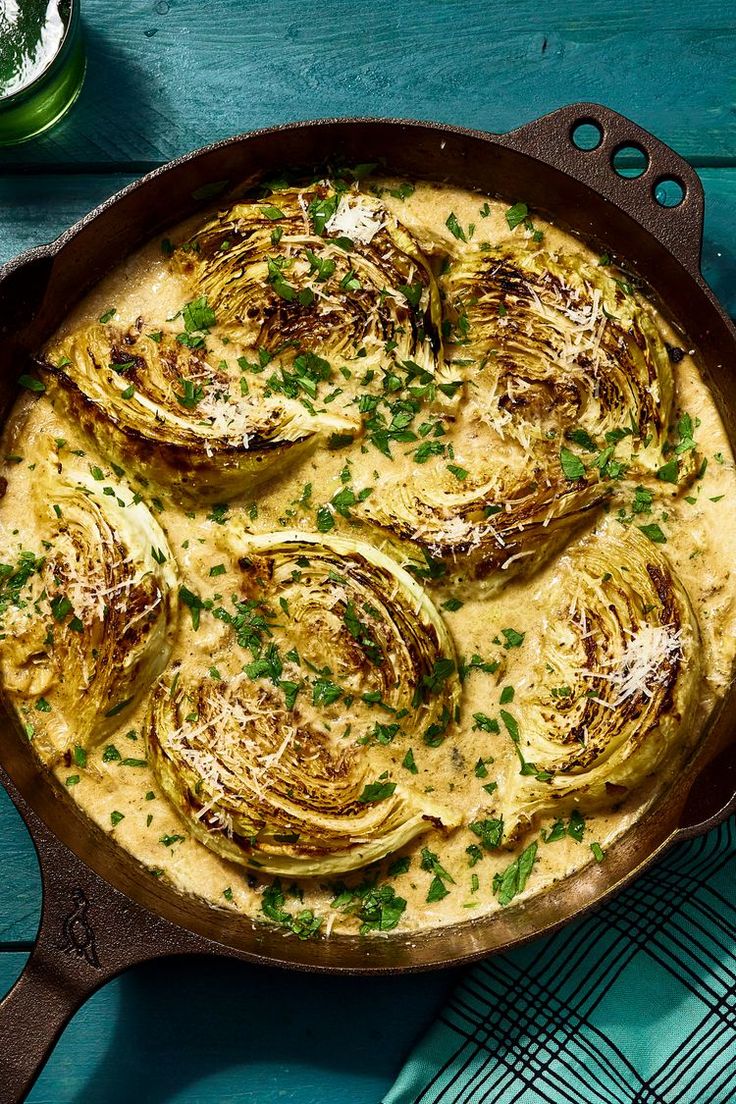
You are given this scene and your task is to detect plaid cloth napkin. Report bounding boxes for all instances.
[384,817,736,1104]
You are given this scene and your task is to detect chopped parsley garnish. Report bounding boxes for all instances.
[541,818,566,843]
[469,818,504,851]
[330,879,407,933]
[402,747,418,774]
[389,182,415,200]
[18,374,45,393]
[355,884,406,933]
[466,844,484,867]
[307,193,339,236]
[416,657,456,702]
[560,447,586,481]
[0,554,43,621]
[472,713,500,734]
[423,705,452,747]
[312,678,343,706]
[474,757,493,778]
[358,780,396,803]
[445,212,467,242]
[180,585,206,629]
[213,597,274,656]
[656,459,679,484]
[104,697,133,719]
[494,841,538,906]
[244,641,283,684]
[175,378,205,409]
[447,463,469,481]
[638,523,667,544]
[305,249,336,282]
[505,202,529,231]
[501,628,525,649]
[421,846,455,902]
[182,296,216,334]
[50,594,73,622]
[266,255,314,305]
[566,428,598,451]
[426,875,449,903]
[366,722,401,745]
[460,655,500,681]
[567,809,586,842]
[343,601,383,665]
[316,505,335,532]
[160,833,185,848]
[207,503,229,525]
[674,412,697,454]
[397,282,423,310]
[281,680,301,710]
[405,548,447,583]
[420,846,455,883]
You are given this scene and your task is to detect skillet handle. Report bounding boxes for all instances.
[0,941,103,1104]
[500,102,705,277]
[0,768,199,1104]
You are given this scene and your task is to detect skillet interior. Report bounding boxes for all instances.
[1,114,736,973]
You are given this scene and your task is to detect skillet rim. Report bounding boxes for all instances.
[0,106,735,976]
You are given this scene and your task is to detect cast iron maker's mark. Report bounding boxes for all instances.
[60,887,100,969]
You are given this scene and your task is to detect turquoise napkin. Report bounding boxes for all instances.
[384,817,736,1104]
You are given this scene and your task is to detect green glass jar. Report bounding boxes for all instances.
[0,0,86,146]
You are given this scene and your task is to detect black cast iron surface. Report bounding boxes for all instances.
[1,103,735,1103]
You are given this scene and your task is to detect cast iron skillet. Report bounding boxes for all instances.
[1,103,735,1103]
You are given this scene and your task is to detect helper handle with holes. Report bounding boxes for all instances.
[500,102,704,274]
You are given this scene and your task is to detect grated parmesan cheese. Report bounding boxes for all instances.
[588,624,682,706]
[325,197,384,245]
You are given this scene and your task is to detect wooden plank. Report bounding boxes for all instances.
[1,168,735,318]
[0,952,457,1103]
[0,790,40,944]
[0,0,734,168]
[0,173,138,264]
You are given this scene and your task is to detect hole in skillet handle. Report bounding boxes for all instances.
[611,143,649,179]
[654,176,686,208]
[570,119,603,151]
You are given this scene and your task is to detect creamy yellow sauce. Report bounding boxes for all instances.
[2,179,735,936]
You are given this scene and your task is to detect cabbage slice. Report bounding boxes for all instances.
[0,438,179,761]
[145,530,461,876]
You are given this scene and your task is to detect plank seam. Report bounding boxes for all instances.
[1,159,736,176]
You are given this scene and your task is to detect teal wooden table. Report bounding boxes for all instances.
[1,2,735,1100]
